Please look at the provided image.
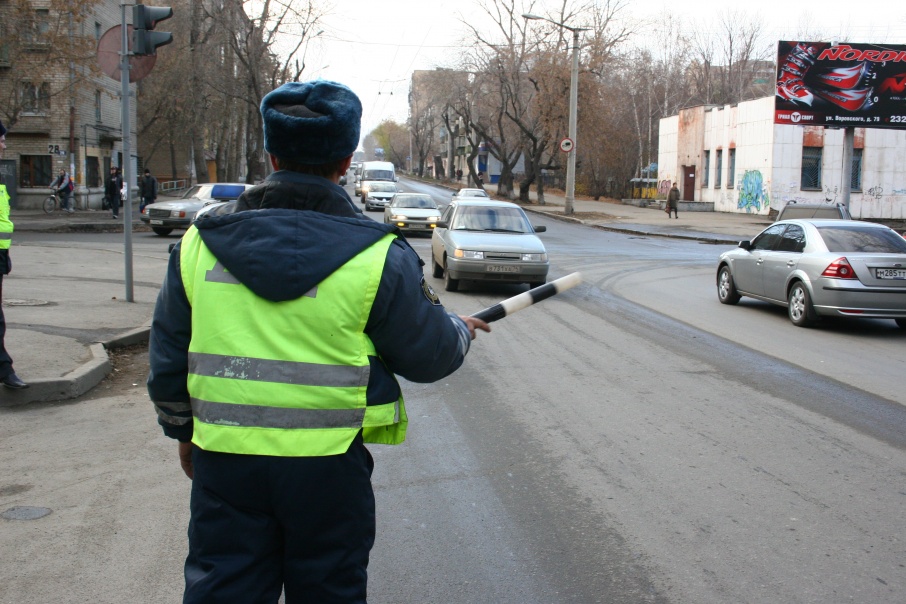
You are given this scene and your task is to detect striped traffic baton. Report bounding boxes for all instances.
[470,272,582,323]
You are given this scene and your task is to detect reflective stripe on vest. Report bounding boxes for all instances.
[179,225,406,457]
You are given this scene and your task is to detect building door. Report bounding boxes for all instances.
[682,165,696,201]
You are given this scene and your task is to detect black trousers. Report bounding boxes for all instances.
[183,435,376,604]
[0,271,11,379]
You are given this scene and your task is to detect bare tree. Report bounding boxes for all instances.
[370,120,409,169]
[689,10,773,106]
[0,0,100,128]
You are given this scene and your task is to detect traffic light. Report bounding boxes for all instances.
[132,4,173,56]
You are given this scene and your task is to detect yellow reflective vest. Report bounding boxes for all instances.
[179,226,406,457]
[0,180,12,251]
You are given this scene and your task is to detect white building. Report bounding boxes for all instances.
[658,96,906,220]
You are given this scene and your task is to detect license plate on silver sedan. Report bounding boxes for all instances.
[876,268,906,279]
[487,265,520,273]
[150,219,163,225]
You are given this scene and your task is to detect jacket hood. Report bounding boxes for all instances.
[193,171,397,302]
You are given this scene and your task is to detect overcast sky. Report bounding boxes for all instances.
[299,0,906,146]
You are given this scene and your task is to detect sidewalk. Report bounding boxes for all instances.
[510,189,772,245]
[0,192,772,407]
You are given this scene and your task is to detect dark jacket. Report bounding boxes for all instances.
[148,170,472,442]
[667,186,680,207]
[139,175,158,200]
[105,173,122,199]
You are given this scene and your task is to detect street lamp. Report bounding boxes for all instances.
[523,13,588,216]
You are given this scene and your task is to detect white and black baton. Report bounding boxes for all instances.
[470,272,582,323]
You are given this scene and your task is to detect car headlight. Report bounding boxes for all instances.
[455,249,484,259]
[522,253,547,262]
[170,210,186,218]
[427,216,441,222]
[390,214,408,220]
[362,185,371,193]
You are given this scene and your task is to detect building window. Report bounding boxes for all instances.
[851,148,862,192]
[715,149,723,188]
[20,81,50,115]
[801,146,822,190]
[95,90,102,121]
[702,151,710,187]
[23,9,50,47]
[728,149,736,188]
[95,22,102,40]
[19,155,52,188]
[86,157,100,188]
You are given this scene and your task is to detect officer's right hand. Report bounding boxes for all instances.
[178,441,194,479]
[459,315,490,340]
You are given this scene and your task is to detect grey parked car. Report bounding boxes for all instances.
[775,201,852,221]
[717,219,906,327]
[430,199,548,292]
[141,183,251,236]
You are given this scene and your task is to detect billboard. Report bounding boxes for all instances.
[775,41,906,130]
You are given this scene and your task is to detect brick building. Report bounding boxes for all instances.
[0,0,137,210]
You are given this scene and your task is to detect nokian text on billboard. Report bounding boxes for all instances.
[775,41,906,129]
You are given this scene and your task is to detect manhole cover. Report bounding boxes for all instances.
[1,506,52,520]
[3,299,50,307]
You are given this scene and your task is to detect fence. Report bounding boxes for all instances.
[159,179,189,194]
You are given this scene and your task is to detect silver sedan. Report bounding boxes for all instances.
[716,219,906,327]
[431,199,549,292]
[383,194,442,233]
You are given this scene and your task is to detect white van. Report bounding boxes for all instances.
[358,161,397,201]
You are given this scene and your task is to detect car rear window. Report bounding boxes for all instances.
[817,226,906,253]
[210,184,247,200]
[779,206,846,220]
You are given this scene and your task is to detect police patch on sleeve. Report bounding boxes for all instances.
[421,277,441,305]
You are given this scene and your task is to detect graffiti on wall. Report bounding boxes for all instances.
[867,185,883,200]
[738,170,770,212]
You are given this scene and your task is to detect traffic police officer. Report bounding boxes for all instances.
[0,120,27,389]
[148,81,489,603]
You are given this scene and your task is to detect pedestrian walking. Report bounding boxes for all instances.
[0,120,27,390]
[667,182,680,219]
[105,166,122,218]
[147,79,490,603]
[139,168,158,213]
[49,169,75,213]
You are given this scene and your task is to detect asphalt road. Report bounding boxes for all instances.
[2,193,904,603]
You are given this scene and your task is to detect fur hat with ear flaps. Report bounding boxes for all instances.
[260,80,362,165]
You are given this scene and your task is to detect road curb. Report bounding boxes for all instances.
[521,206,741,245]
[0,325,151,408]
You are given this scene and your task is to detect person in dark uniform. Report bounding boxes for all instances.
[147,80,489,603]
[0,120,27,389]
[105,166,122,218]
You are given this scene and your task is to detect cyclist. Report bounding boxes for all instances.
[49,169,75,213]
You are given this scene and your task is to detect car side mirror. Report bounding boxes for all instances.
[435,221,448,229]
[533,225,547,233]
[738,240,752,251]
